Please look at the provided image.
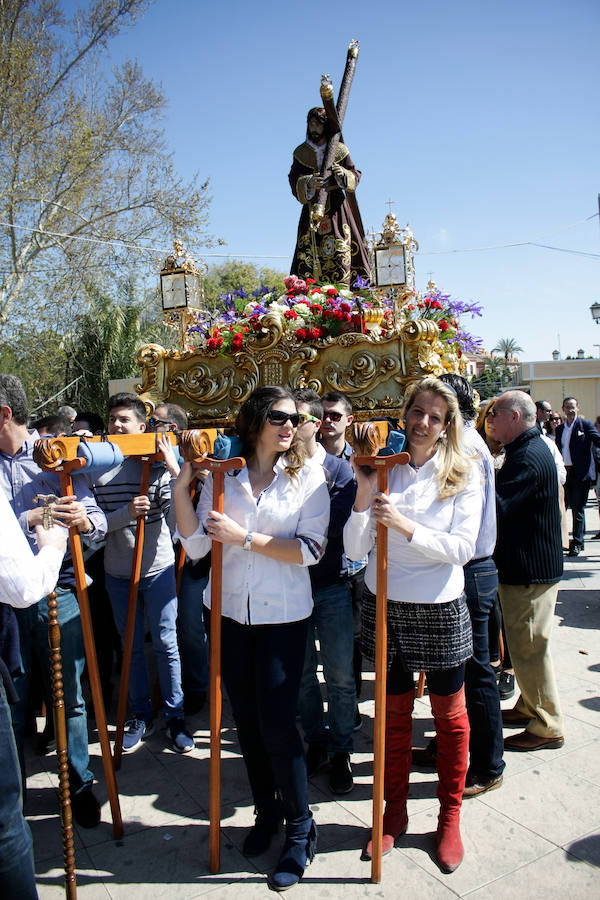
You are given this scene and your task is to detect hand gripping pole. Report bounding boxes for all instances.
[180,429,245,874]
[32,442,124,849]
[354,450,410,884]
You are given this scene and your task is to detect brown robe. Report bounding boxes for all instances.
[289,141,370,286]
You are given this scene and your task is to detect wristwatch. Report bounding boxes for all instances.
[242,532,253,552]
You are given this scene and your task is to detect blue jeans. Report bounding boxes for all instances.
[219,615,310,824]
[564,471,591,548]
[106,568,183,722]
[177,568,209,694]
[0,682,38,899]
[298,582,356,754]
[463,558,505,781]
[12,588,94,795]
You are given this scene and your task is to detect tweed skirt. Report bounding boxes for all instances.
[360,587,473,672]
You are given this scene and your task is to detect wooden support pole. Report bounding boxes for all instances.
[354,450,410,884]
[57,463,123,839]
[47,586,77,899]
[113,457,155,770]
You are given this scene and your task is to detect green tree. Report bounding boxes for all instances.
[64,278,169,417]
[0,0,213,333]
[491,337,524,361]
[204,261,287,308]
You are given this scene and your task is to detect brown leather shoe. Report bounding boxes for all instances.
[504,731,564,752]
[463,774,503,797]
[501,707,530,727]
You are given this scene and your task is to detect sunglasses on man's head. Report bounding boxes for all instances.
[322,410,343,422]
[266,410,300,428]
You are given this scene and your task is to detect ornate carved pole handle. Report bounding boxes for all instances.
[34,495,77,899]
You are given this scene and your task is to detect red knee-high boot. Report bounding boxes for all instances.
[430,687,470,873]
[365,690,414,859]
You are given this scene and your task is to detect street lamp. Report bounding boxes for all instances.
[590,302,600,324]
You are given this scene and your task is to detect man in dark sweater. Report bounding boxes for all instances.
[487,391,564,752]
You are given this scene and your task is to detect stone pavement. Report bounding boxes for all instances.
[29,521,600,899]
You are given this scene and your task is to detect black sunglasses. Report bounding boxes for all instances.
[322,410,343,422]
[266,409,300,428]
[148,416,173,428]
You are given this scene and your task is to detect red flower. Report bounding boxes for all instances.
[343,312,352,323]
[310,303,323,315]
[232,335,244,350]
[407,304,415,310]
[295,327,308,341]
[309,327,321,341]
[206,336,223,350]
[439,319,449,332]
[311,288,321,296]
[430,300,443,310]
[251,317,262,331]
[242,325,249,333]
[333,309,344,321]
[306,277,316,284]
[284,308,298,320]
[322,308,334,320]
[326,288,338,298]
[340,301,352,312]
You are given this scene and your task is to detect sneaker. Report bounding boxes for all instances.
[168,717,194,753]
[329,752,353,794]
[498,671,515,700]
[306,743,328,777]
[122,717,154,752]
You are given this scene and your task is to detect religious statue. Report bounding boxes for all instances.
[288,42,371,287]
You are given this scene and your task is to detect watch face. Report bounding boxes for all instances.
[161,274,187,309]
[375,248,406,286]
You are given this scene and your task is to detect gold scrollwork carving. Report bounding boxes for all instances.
[135,343,166,396]
[168,364,236,405]
[246,311,285,351]
[323,351,401,395]
[288,347,319,389]
[400,319,439,344]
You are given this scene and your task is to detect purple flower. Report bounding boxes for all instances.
[352,274,371,290]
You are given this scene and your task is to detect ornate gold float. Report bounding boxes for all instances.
[136,218,478,427]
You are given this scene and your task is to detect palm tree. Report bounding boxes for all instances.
[491,337,523,361]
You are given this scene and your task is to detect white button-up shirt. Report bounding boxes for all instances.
[0,487,63,608]
[177,457,330,625]
[343,453,481,604]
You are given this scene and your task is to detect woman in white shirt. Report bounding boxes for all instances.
[174,386,329,892]
[344,376,481,874]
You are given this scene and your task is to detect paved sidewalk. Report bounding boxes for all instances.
[29,529,600,898]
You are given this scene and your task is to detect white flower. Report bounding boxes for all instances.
[294,303,310,315]
[339,288,354,300]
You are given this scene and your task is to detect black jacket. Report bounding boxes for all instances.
[556,416,600,482]
[494,426,563,585]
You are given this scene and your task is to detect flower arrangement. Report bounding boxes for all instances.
[186,276,482,358]
[187,275,394,352]
[404,285,484,358]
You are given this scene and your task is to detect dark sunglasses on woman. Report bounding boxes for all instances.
[266,410,300,428]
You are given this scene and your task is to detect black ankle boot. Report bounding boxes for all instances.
[243,808,283,857]
[269,815,317,891]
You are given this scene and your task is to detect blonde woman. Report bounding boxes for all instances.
[344,376,481,873]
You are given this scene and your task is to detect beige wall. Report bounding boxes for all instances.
[520,360,600,419]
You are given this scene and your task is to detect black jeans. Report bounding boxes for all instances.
[463,558,505,780]
[564,470,591,548]
[219,615,310,824]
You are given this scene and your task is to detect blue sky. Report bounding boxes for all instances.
[102,0,599,361]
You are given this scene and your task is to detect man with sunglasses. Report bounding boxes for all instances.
[293,389,357,794]
[320,392,366,723]
[148,403,210,716]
